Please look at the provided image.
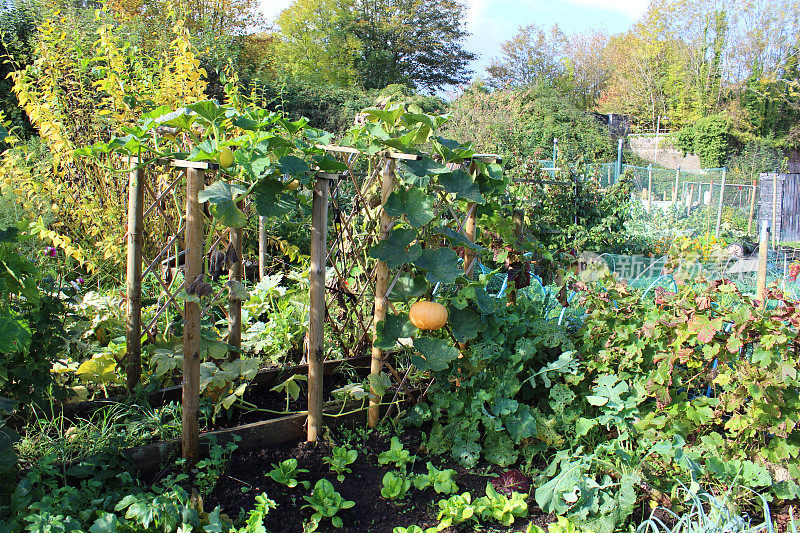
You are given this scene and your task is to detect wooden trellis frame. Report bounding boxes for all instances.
[124,148,501,463]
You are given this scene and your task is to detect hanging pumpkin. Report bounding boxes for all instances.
[219,147,234,168]
[409,301,449,330]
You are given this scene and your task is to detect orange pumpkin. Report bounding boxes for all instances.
[409,301,448,330]
[284,179,301,190]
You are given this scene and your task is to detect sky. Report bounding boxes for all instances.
[259,0,651,78]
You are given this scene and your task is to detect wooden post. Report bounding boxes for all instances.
[228,200,243,358]
[258,215,267,280]
[509,209,524,305]
[715,168,727,238]
[687,184,694,216]
[672,167,680,206]
[307,175,329,441]
[756,220,770,305]
[369,159,394,428]
[647,164,653,214]
[747,179,757,236]
[464,203,477,277]
[772,173,779,248]
[125,164,144,391]
[182,168,204,466]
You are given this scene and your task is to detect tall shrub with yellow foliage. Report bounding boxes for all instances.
[1,4,214,282]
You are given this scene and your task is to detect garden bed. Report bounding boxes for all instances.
[208,430,556,533]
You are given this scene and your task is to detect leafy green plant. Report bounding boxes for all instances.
[393,526,437,533]
[267,458,310,489]
[436,492,477,530]
[378,436,415,472]
[474,482,528,526]
[412,462,459,495]
[192,436,240,497]
[301,478,355,531]
[381,471,412,500]
[323,446,357,482]
[271,374,308,412]
[241,493,277,533]
[638,483,773,533]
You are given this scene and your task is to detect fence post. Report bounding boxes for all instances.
[182,167,204,466]
[672,167,680,206]
[615,138,623,182]
[772,173,779,248]
[125,162,144,391]
[715,168,726,238]
[228,200,243,358]
[369,158,394,428]
[756,220,770,305]
[747,179,757,236]
[258,215,267,280]
[307,175,330,441]
[646,164,653,214]
[687,183,694,216]
[552,137,558,167]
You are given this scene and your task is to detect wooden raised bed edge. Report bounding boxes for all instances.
[125,401,375,472]
[61,355,373,418]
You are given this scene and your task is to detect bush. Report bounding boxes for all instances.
[674,114,732,168]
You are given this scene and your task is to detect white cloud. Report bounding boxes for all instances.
[259,0,292,22]
[566,0,649,17]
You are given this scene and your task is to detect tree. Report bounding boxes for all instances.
[486,24,568,90]
[347,0,476,91]
[273,0,360,87]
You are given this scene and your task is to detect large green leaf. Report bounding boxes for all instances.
[387,273,428,302]
[384,186,436,228]
[312,154,348,173]
[505,404,538,443]
[399,156,448,179]
[251,178,292,217]
[439,170,485,204]
[187,100,226,125]
[434,227,483,252]
[0,310,31,354]
[198,181,247,227]
[412,337,460,372]
[475,288,501,314]
[278,155,310,176]
[374,313,417,350]
[369,228,422,269]
[155,107,196,130]
[236,151,273,182]
[414,247,462,285]
[534,458,589,515]
[433,137,474,163]
[448,307,486,343]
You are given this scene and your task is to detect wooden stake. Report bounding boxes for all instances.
[369,158,395,428]
[307,176,329,441]
[509,209,524,305]
[756,221,769,305]
[747,179,757,236]
[646,164,653,214]
[687,184,694,216]
[125,163,144,391]
[258,215,267,281]
[182,167,204,466]
[715,168,726,238]
[228,200,243,359]
[464,203,477,277]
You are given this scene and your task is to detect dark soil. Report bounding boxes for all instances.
[208,430,555,533]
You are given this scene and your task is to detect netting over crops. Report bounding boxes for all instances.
[595,249,800,299]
